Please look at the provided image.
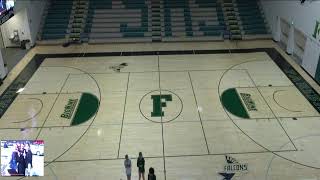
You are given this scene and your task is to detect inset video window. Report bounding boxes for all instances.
[1,140,44,176]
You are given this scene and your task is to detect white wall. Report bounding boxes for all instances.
[14,0,47,46]
[260,0,320,77]
[261,0,320,40]
[0,28,5,48]
[0,0,47,47]
[0,8,31,47]
[0,48,6,79]
[302,38,320,76]
[14,0,30,13]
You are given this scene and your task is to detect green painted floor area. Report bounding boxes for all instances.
[71,93,99,126]
[221,88,249,119]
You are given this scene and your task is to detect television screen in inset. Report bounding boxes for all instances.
[1,140,44,177]
[0,0,14,15]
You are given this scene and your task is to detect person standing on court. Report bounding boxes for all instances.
[148,167,156,180]
[124,154,132,180]
[137,152,145,180]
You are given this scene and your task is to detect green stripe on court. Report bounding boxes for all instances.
[221,88,249,119]
[71,93,99,126]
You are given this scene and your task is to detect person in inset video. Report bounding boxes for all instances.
[8,144,19,174]
[5,141,35,176]
[17,143,26,176]
[25,143,33,176]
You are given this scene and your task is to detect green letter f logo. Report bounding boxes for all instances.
[151,94,172,117]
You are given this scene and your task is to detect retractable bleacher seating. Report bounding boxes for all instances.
[84,0,152,43]
[40,0,73,41]
[38,0,270,44]
[162,0,225,41]
[235,0,270,39]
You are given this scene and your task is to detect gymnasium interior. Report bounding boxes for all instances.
[0,0,320,179]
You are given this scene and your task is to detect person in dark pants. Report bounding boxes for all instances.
[17,146,26,176]
[25,143,33,176]
[148,167,156,180]
[137,152,145,180]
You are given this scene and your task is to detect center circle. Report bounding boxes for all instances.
[139,90,183,123]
